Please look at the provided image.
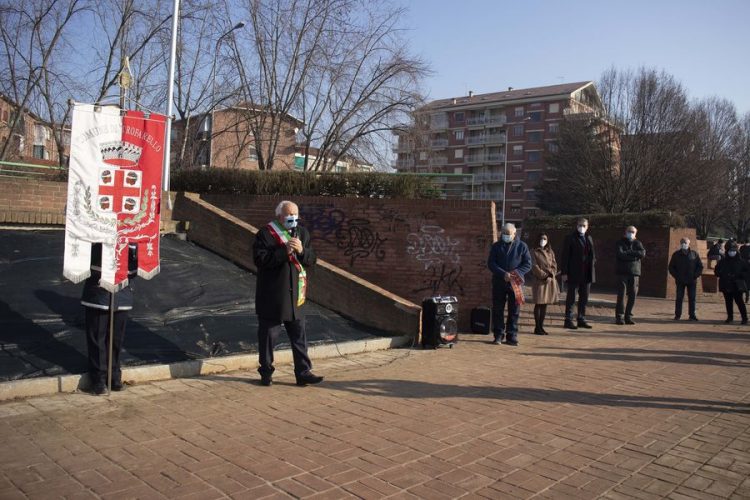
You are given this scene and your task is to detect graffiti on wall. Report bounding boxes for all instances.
[301,205,387,267]
[411,263,465,296]
[406,225,461,270]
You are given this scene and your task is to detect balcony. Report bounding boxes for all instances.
[467,136,486,146]
[475,173,505,183]
[430,138,449,148]
[486,153,506,164]
[465,154,485,164]
[486,115,507,125]
[472,192,502,201]
[394,158,414,169]
[466,116,486,127]
[485,134,506,145]
[428,156,448,166]
[430,113,449,130]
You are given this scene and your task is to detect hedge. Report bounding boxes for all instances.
[524,211,686,230]
[170,169,441,199]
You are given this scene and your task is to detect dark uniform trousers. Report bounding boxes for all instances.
[85,308,128,383]
[257,318,312,378]
[565,282,590,322]
[492,282,519,341]
[675,281,697,318]
[616,275,639,319]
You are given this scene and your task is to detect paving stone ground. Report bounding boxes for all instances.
[1,297,749,499]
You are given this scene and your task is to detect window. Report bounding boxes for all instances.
[511,204,522,214]
[455,149,463,159]
[549,103,560,113]
[453,167,463,174]
[248,147,258,161]
[528,151,541,162]
[419,151,427,161]
[525,190,538,200]
[547,142,559,153]
[511,164,523,173]
[513,125,524,136]
[511,184,522,193]
[527,209,538,218]
[527,171,541,182]
[454,130,464,141]
[34,124,46,144]
[33,145,45,159]
[514,107,524,117]
[529,111,542,122]
[196,143,209,165]
[454,112,464,123]
[548,122,560,134]
[528,132,542,143]
[513,145,523,156]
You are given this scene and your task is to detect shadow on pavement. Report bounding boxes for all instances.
[324,379,750,414]
[519,346,750,368]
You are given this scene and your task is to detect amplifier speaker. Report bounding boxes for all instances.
[470,307,491,334]
[421,296,458,349]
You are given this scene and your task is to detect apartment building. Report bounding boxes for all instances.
[0,93,70,166]
[171,104,302,170]
[393,81,605,224]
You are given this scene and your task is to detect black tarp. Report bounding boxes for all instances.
[0,229,386,381]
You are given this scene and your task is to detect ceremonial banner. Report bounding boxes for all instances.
[64,104,167,291]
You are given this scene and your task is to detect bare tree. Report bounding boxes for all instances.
[0,0,86,163]
[726,112,750,241]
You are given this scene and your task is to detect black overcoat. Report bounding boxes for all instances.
[560,231,596,285]
[714,255,750,293]
[253,224,316,322]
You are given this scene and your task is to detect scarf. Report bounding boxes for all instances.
[267,221,307,306]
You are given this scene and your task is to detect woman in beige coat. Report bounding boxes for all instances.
[531,233,559,334]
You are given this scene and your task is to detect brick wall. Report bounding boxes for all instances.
[525,226,698,299]
[0,178,67,224]
[199,194,497,329]
[172,193,421,336]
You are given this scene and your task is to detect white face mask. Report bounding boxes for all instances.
[680,243,689,251]
[577,225,587,234]
[625,232,635,240]
[501,234,513,243]
[728,250,737,257]
[540,239,547,247]
[283,215,299,230]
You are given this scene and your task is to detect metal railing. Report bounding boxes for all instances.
[430,138,449,148]
[428,156,448,166]
[467,136,486,145]
[0,160,66,179]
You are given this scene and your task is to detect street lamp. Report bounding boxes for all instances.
[501,115,530,226]
[208,21,246,168]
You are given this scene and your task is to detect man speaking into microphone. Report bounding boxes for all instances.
[253,200,323,387]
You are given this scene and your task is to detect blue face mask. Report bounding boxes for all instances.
[283,215,299,230]
[728,250,737,257]
[626,232,635,240]
[501,234,513,243]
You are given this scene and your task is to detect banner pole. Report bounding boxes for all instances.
[107,291,115,396]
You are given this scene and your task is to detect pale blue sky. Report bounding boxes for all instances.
[403,0,750,115]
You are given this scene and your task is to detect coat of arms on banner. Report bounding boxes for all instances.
[63,103,167,292]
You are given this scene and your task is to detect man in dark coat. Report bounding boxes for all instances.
[560,217,596,329]
[714,241,749,324]
[668,237,703,321]
[487,222,532,346]
[615,225,646,325]
[740,242,750,304]
[253,200,322,386]
[81,242,137,395]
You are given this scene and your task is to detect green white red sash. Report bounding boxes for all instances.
[267,221,307,306]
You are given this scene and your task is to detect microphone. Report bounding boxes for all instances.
[289,226,298,238]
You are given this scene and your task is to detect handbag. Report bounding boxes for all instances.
[736,279,748,292]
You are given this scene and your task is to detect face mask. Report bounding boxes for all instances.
[577,226,587,234]
[501,234,513,243]
[283,215,299,230]
[680,243,689,251]
[728,250,737,257]
[625,232,635,240]
[540,239,547,247]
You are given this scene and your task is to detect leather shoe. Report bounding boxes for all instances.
[492,338,502,345]
[540,327,549,335]
[577,320,592,329]
[615,317,624,325]
[689,316,698,321]
[673,316,680,320]
[505,339,518,346]
[296,373,324,386]
[111,380,125,392]
[724,318,733,324]
[564,321,578,330]
[91,381,107,395]
[624,317,635,325]
[260,375,272,387]
[742,318,748,325]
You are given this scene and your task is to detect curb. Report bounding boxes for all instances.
[0,335,412,402]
